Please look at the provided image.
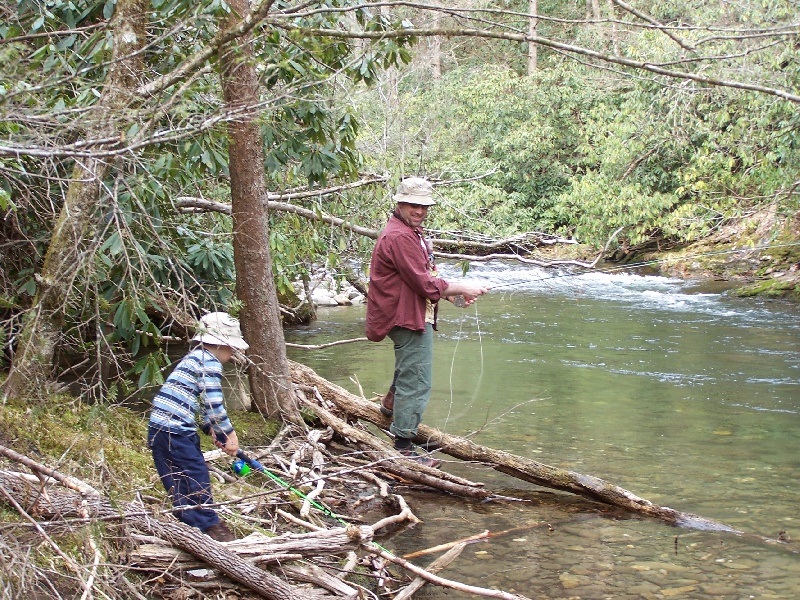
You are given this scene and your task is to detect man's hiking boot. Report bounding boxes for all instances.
[379,388,395,417]
[205,521,236,542]
[414,439,443,453]
[399,448,442,469]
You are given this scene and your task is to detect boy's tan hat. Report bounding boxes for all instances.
[193,312,249,350]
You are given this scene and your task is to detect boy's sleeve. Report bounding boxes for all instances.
[199,365,234,437]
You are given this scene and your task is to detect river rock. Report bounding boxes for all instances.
[333,293,352,306]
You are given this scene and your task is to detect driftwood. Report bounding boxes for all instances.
[370,543,528,600]
[129,526,374,570]
[289,360,740,533]
[0,466,329,600]
[0,463,528,600]
[393,541,469,600]
[293,387,496,500]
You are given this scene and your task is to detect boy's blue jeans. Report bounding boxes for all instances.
[148,427,220,531]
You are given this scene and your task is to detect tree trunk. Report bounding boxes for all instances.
[2,0,147,401]
[527,0,538,75]
[290,360,740,533]
[430,11,442,80]
[606,0,620,55]
[219,0,303,425]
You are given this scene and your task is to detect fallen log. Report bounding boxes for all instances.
[293,389,496,500]
[129,526,375,571]
[289,360,739,533]
[0,467,331,600]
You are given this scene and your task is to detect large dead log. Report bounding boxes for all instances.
[290,361,739,533]
[129,527,374,570]
[0,468,330,600]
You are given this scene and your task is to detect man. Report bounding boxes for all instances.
[366,177,489,467]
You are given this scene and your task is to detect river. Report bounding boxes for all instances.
[284,261,800,599]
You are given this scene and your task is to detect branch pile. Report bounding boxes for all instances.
[0,407,530,600]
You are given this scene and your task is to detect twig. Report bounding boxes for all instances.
[365,543,531,600]
[0,482,92,594]
[276,508,325,532]
[286,337,368,350]
[370,493,420,531]
[402,530,489,560]
[80,533,103,600]
[0,444,99,496]
[393,541,469,600]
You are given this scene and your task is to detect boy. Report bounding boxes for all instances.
[147,311,248,542]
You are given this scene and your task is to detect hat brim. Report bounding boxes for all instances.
[192,332,250,350]
[394,193,436,206]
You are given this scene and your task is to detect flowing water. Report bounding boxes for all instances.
[284,261,800,599]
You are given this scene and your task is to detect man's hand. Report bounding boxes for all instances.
[467,283,491,297]
[446,282,490,307]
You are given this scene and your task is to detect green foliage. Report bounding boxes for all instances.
[547,172,679,246]
[359,51,798,250]
[0,0,423,397]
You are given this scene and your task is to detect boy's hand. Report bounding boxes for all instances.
[215,430,240,457]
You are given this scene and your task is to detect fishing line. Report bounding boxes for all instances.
[440,241,799,429]
[486,242,800,292]
[444,299,486,432]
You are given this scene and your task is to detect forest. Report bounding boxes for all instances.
[0,1,798,598]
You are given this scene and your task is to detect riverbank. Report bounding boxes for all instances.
[642,215,800,301]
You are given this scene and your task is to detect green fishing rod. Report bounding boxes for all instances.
[232,450,351,529]
[486,241,800,291]
[231,449,395,554]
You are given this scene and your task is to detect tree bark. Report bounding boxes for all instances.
[2,0,147,401]
[429,10,442,79]
[290,360,740,533]
[219,0,303,425]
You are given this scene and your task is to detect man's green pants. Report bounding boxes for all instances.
[387,323,433,442]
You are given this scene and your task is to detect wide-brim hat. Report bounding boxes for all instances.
[392,176,436,206]
[192,311,250,350]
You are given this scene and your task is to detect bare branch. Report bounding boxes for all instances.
[270,22,800,103]
[611,0,696,52]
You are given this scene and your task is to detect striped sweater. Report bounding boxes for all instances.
[148,347,234,438]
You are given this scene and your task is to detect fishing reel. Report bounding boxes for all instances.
[231,458,251,476]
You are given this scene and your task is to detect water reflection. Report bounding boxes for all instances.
[285,262,800,599]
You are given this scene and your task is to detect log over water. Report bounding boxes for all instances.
[290,360,740,534]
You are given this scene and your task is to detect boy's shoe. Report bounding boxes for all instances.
[379,389,395,417]
[205,521,236,542]
[399,448,442,469]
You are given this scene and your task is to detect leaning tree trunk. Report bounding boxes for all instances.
[219,0,303,426]
[2,0,147,401]
[290,360,739,533]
